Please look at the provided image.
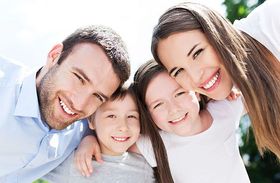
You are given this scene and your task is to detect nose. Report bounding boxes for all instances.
[118,118,129,132]
[71,92,93,113]
[168,100,181,117]
[180,65,204,90]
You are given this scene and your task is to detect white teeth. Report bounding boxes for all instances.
[171,115,185,123]
[112,137,129,142]
[203,72,219,89]
[59,100,75,115]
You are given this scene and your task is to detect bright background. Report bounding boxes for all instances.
[0,0,224,79]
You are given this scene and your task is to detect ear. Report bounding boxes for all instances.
[88,118,96,130]
[46,43,63,68]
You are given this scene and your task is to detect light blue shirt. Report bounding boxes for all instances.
[0,56,88,183]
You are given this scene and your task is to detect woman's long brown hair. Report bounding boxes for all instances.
[151,2,280,158]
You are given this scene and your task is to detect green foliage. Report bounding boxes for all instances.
[33,179,48,183]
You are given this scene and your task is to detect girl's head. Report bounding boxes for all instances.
[151,2,248,100]
[88,86,140,156]
[134,59,207,136]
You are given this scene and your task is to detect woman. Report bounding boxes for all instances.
[151,1,280,158]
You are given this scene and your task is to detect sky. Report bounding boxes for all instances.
[0,0,224,79]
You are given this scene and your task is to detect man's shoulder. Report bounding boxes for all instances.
[0,55,30,86]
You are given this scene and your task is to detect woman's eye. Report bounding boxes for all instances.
[175,91,185,97]
[174,68,183,78]
[193,48,204,59]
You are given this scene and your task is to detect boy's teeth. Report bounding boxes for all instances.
[59,100,75,115]
[203,72,219,89]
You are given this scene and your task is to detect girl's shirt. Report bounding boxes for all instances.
[43,151,155,183]
[137,97,250,183]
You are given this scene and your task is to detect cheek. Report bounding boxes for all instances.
[150,111,165,128]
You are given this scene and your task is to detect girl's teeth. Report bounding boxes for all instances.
[112,137,128,142]
[59,100,75,115]
[171,115,185,123]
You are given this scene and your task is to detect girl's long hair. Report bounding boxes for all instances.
[151,2,280,158]
[132,60,174,183]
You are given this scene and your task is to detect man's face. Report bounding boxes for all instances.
[37,43,120,130]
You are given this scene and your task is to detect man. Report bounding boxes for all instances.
[0,25,130,182]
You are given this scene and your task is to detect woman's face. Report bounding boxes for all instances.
[157,30,233,100]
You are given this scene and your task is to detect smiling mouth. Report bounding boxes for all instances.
[201,69,220,91]
[59,99,76,115]
[169,113,188,124]
[112,136,130,142]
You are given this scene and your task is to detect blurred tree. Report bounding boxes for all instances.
[223,1,280,182]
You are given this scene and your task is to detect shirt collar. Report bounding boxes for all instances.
[14,70,41,119]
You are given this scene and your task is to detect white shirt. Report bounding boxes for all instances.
[137,97,250,183]
[234,0,280,60]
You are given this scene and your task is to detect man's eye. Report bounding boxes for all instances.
[94,93,104,103]
[74,73,84,84]
[193,48,204,60]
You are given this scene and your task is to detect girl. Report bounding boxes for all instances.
[133,60,249,182]
[43,86,173,182]
[151,1,280,158]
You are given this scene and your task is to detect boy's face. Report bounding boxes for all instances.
[145,72,202,136]
[90,94,140,156]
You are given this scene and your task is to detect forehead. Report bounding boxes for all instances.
[146,72,180,100]
[97,94,137,112]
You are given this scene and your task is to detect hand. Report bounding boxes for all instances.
[226,87,241,101]
[74,135,103,177]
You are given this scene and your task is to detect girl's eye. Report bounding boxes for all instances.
[193,48,204,60]
[173,68,184,78]
[153,102,163,109]
[175,91,186,97]
[128,115,138,119]
[74,73,85,84]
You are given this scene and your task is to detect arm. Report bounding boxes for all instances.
[74,135,103,177]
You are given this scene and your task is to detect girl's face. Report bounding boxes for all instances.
[157,30,233,100]
[145,72,202,136]
[90,94,140,156]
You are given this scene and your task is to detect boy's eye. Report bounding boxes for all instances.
[74,73,85,84]
[107,114,116,118]
[193,48,204,60]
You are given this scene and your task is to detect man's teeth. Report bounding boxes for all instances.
[171,115,185,123]
[59,100,75,115]
[203,72,219,89]
[112,137,129,142]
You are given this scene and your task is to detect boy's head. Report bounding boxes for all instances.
[88,86,140,156]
